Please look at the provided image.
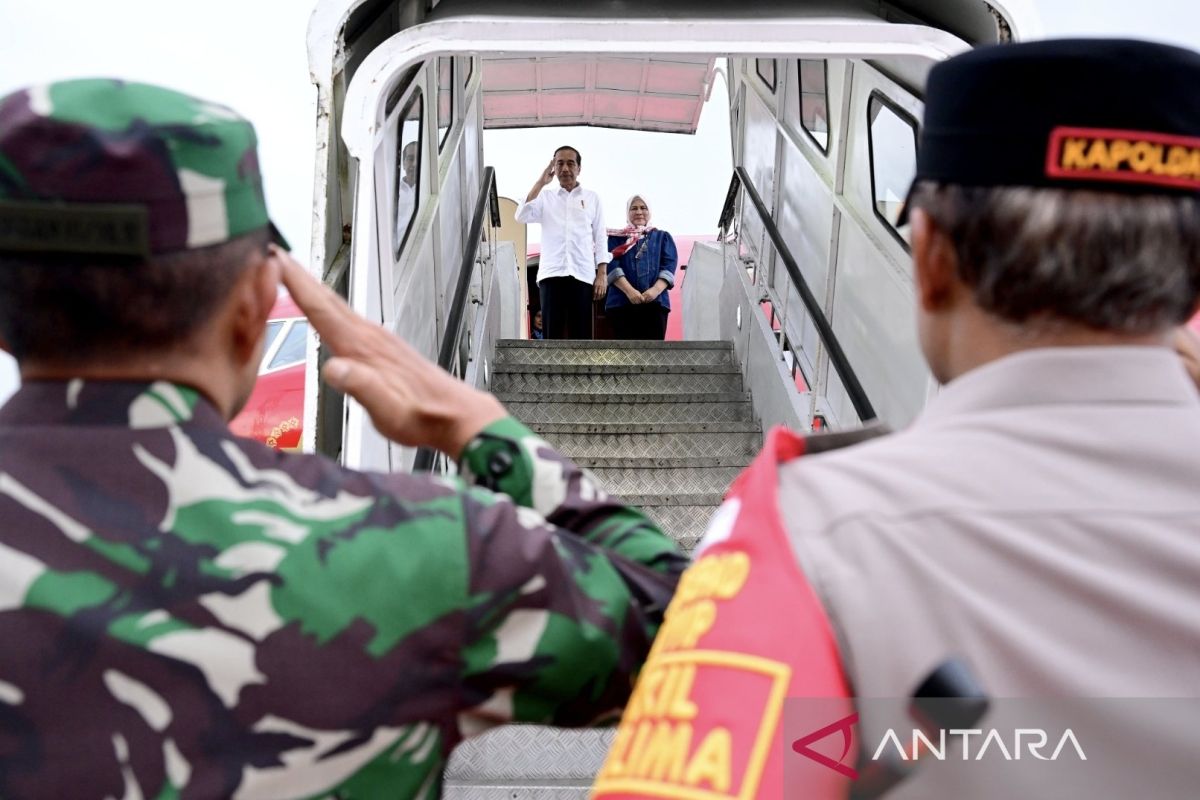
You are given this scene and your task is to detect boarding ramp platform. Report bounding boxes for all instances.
[443,338,759,797]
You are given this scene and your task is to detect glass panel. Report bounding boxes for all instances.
[755,58,776,92]
[268,321,308,370]
[263,320,285,351]
[259,320,285,370]
[868,94,918,242]
[799,59,829,153]
[395,93,423,258]
[437,57,453,150]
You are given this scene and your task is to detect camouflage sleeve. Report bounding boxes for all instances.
[455,417,687,731]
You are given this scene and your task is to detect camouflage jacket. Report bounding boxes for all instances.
[0,380,686,799]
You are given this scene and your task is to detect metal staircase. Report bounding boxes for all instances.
[442,337,761,798]
[493,338,757,551]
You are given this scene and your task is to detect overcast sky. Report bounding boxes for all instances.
[0,0,318,251]
[2,0,1198,400]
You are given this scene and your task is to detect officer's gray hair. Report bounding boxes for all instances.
[908,181,1200,334]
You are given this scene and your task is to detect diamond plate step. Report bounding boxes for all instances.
[586,465,745,496]
[498,339,729,350]
[444,790,588,800]
[497,391,751,405]
[530,422,759,435]
[532,426,761,460]
[644,504,719,552]
[617,492,725,507]
[573,456,753,469]
[451,338,755,796]
[505,400,753,424]
[492,370,743,395]
[446,727,612,785]
[495,339,734,367]
[493,363,739,375]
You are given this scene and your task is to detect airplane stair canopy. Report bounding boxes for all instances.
[481,56,716,133]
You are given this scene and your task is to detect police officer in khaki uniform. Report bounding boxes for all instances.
[596,38,1200,800]
[783,38,1200,797]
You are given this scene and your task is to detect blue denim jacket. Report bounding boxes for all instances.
[605,229,678,311]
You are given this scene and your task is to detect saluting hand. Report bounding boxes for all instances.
[539,159,555,186]
[273,246,506,458]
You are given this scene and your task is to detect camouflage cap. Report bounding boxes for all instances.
[0,78,287,258]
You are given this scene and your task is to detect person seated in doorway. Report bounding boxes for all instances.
[605,195,678,340]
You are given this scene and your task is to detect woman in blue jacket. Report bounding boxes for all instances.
[605,195,678,340]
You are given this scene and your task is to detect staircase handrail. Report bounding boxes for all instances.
[719,167,876,422]
[414,166,500,471]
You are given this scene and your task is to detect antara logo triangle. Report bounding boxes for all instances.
[791,712,859,779]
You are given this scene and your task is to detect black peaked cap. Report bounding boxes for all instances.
[913,38,1200,196]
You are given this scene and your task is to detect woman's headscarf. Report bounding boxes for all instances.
[608,194,655,258]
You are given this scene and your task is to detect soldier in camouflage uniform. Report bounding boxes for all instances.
[0,79,686,799]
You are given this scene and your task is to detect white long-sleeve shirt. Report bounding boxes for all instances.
[515,184,610,285]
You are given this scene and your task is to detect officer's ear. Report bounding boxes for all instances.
[229,246,281,367]
[910,208,959,313]
[254,247,282,322]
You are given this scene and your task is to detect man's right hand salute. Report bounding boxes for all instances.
[526,158,556,203]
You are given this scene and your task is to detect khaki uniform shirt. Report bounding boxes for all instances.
[779,347,1200,798]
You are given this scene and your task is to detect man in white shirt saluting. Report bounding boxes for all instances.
[516,146,610,339]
